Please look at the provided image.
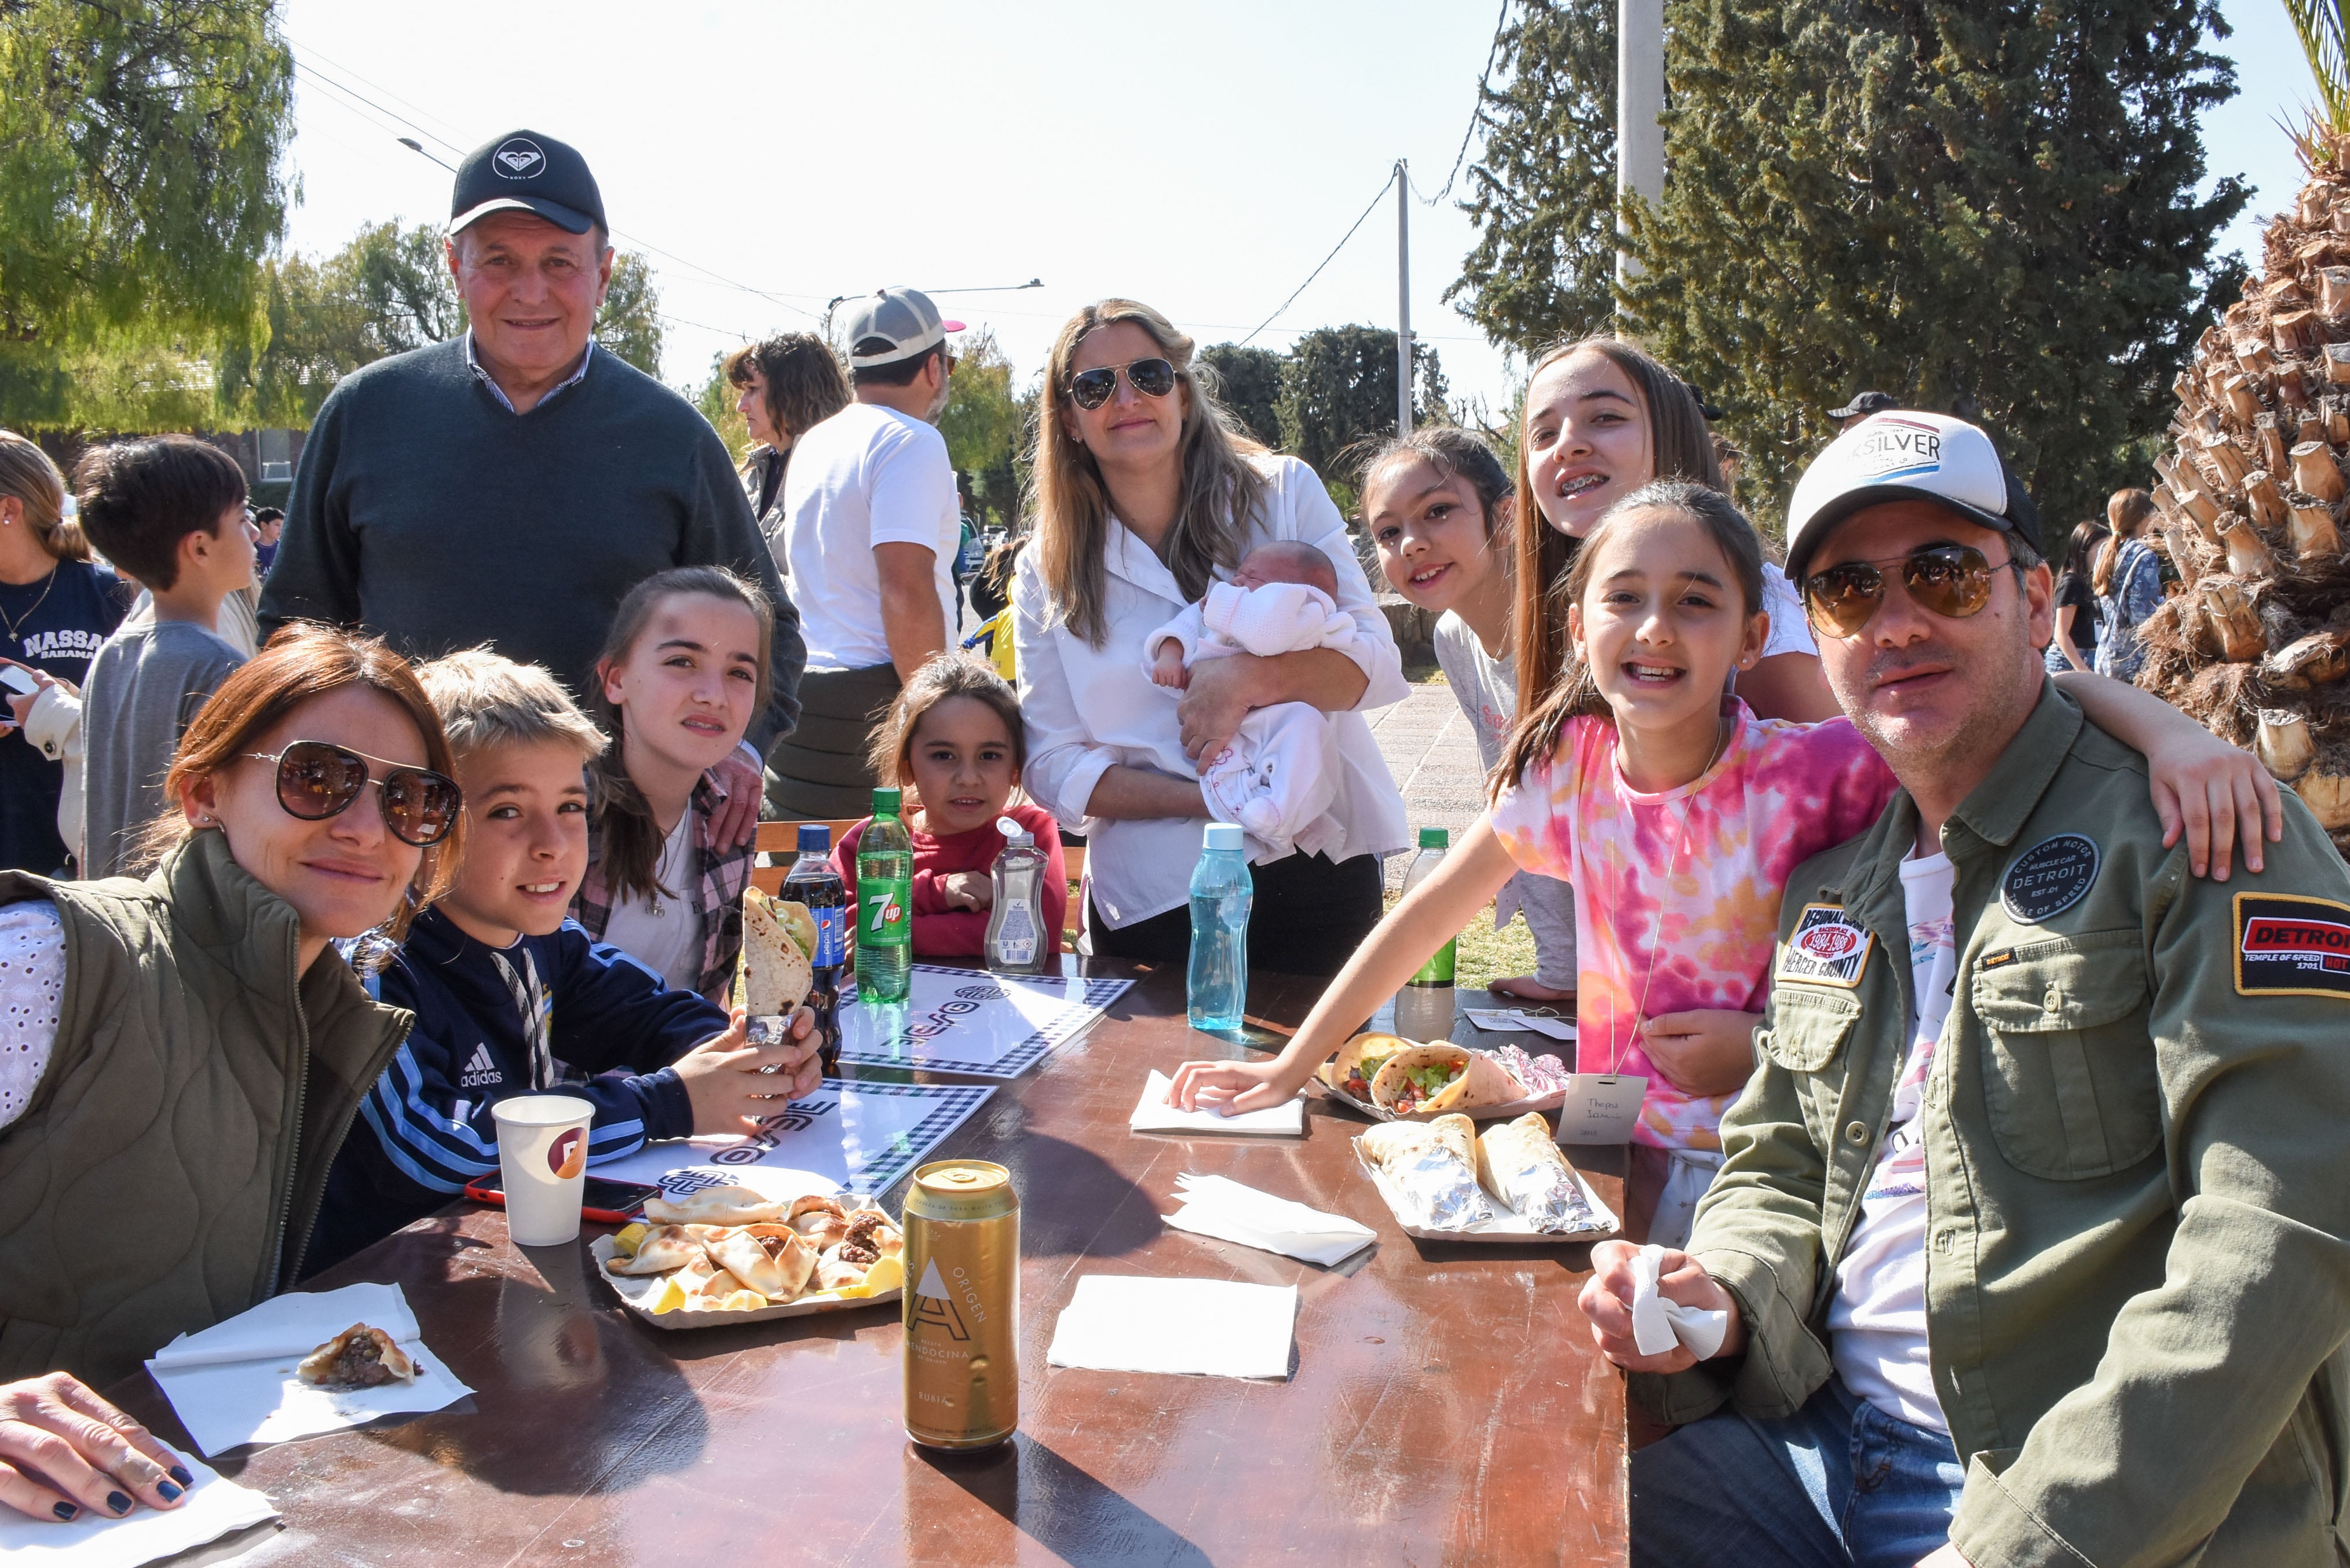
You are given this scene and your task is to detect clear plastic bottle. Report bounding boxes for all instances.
[984,816,1052,976]
[1393,826,1457,1042]
[855,787,915,1004]
[1186,822,1253,1032]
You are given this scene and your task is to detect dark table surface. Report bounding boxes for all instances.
[117,966,1626,1567]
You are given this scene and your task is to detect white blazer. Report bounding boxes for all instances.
[1014,455,1410,929]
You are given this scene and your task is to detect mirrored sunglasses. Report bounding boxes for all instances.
[1065,357,1178,410]
[245,740,461,847]
[1802,544,2018,639]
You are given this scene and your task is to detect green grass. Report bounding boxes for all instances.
[1383,891,1540,992]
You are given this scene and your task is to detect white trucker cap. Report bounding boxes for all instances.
[1783,410,2042,581]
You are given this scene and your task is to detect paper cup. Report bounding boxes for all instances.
[493,1094,595,1247]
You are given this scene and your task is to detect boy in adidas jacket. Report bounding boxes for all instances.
[308,651,823,1275]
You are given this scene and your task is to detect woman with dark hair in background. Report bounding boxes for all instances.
[0,432,134,875]
[1014,299,1408,977]
[2046,518,2109,674]
[726,332,851,558]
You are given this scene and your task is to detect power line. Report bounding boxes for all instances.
[1237,171,1397,348]
[282,33,471,153]
[1420,0,1512,206]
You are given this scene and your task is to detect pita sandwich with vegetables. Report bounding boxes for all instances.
[1320,1033,1412,1102]
[742,887,816,1016]
[1369,1043,1518,1116]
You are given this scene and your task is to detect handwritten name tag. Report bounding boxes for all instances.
[1554,1073,1648,1145]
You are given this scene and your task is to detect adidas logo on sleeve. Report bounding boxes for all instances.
[458,1044,504,1089]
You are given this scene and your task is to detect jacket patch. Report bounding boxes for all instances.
[2002,834,2100,923]
[2235,893,2350,999]
[1777,904,1875,988]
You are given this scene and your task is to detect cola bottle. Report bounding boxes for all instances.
[781,822,846,1072]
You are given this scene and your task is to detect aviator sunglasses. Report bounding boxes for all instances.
[244,741,462,847]
[1065,356,1178,410]
[1801,543,2021,639]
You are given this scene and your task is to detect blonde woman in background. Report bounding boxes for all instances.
[1013,299,1408,977]
[0,433,135,874]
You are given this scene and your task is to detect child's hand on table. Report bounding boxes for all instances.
[675,1005,824,1131]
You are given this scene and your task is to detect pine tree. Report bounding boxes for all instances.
[1450,0,1620,351]
[1616,0,2245,528]
[2134,3,2350,849]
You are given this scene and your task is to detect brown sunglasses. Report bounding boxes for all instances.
[1802,544,2022,639]
[244,741,462,847]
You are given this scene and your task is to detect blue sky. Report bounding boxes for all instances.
[276,0,2317,414]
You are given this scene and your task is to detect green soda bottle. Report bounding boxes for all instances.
[856,787,915,1004]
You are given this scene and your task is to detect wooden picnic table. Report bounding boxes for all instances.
[116,963,1627,1567]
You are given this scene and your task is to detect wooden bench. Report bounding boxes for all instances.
[752,819,1086,946]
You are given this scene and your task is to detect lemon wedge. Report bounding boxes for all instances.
[612,1222,649,1258]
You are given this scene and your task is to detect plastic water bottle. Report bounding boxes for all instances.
[856,787,914,1004]
[1393,827,1457,1042]
[1187,822,1253,1032]
[984,816,1052,976]
[781,823,846,1070]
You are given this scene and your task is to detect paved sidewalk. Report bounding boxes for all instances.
[1365,678,1487,886]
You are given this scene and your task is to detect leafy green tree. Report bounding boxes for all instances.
[695,352,752,463]
[1197,344,1285,447]
[1618,0,2247,525]
[1449,0,1620,351]
[1275,326,1448,485]
[595,253,663,377]
[939,328,1032,528]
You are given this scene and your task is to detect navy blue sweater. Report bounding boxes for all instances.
[309,908,724,1273]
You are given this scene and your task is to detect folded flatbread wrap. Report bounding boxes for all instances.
[1475,1113,1603,1233]
[1358,1114,1493,1231]
[708,1224,817,1300]
[1369,1043,1519,1114]
[743,889,817,1017]
[1320,1032,1411,1099]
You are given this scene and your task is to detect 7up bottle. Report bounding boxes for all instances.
[856,787,915,1004]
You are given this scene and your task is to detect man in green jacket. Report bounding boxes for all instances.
[1583,411,2350,1568]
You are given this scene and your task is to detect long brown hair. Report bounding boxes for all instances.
[0,430,92,564]
[724,332,850,448]
[1493,481,1764,800]
[1029,299,1267,647]
[134,623,465,940]
[2093,488,2157,595]
[865,653,1028,794]
[1511,338,1723,716]
[587,566,775,904]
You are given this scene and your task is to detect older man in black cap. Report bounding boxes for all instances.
[261,129,802,838]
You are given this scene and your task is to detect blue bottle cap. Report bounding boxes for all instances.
[1203,823,1245,853]
[798,823,830,853]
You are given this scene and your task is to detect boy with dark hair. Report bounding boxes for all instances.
[75,436,257,878]
[307,649,819,1275]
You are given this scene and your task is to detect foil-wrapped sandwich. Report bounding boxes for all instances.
[1475,1113,1602,1233]
[1357,1114,1496,1231]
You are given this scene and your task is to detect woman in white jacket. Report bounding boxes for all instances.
[1014,299,1408,977]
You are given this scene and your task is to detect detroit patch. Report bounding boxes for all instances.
[1777,903,1875,988]
[2234,893,2350,999]
[2002,834,2100,923]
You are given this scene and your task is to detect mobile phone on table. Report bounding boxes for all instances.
[0,666,39,697]
[463,1172,661,1224]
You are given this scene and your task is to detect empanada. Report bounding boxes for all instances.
[643,1183,786,1225]
[297,1325,418,1389]
[606,1223,712,1275]
[707,1223,817,1300]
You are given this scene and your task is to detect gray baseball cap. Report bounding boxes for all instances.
[839,288,965,368]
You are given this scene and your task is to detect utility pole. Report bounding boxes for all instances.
[1396,159,1413,438]
[1616,0,1665,285]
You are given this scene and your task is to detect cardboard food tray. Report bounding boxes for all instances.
[1354,1145,1618,1244]
[1314,1050,1567,1124]
[591,1234,902,1329]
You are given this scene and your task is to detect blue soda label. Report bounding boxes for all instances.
[811,906,846,968]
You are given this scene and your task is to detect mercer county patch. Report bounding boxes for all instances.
[1777,904,1875,988]
[2234,893,2350,999]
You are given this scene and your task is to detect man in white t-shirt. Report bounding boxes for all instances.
[1578,413,2350,1568]
[768,287,963,816]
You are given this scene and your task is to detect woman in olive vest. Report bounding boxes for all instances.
[0,623,463,1526]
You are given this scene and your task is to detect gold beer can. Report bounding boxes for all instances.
[902,1159,1019,1449]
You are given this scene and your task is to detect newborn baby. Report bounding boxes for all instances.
[1142,539,1360,853]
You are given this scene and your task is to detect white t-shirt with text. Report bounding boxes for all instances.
[1828,848,1956,1433]
[780,403,960,674]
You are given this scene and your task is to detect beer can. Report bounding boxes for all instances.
[902,1159,1019,1449]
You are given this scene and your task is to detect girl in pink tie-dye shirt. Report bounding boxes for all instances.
[1172,482,2274,1238]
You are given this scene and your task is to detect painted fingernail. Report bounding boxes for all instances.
[156,1480,183,1501]
[52,1501,77,1521]
[107,1491,131,1514]
[168,1465,192,1487]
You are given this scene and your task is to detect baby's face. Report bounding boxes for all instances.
[1233,548,1333,595]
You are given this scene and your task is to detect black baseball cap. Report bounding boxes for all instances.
[449,130,606,237]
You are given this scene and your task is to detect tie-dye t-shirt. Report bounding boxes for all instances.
[1488,701,1897,1149]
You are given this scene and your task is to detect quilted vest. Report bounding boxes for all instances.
[0,830,412,1387]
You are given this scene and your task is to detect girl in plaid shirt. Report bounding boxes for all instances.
[573,566,776,1005]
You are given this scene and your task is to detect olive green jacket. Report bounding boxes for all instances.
[0,831,413,1387]
[1644,684,2350,1568]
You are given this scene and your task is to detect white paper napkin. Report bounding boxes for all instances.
[1464,1007,1577,1042]
[1628,1243,1729,1359]
[1047,1275,1296,1379]
[1130,1070,1304,1135]
[1162,1173,1376,1266]
[0,1453,275,1566]
[145,1282,473,1456]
